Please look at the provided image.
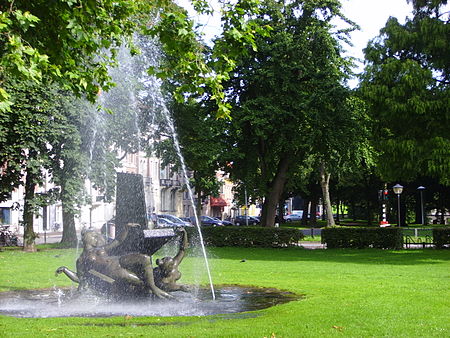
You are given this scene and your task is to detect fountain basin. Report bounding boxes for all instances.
[0,285,301,318]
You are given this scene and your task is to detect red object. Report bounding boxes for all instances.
[379,220,390,227]
[210,196,228,207]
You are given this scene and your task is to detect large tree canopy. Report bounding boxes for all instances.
[218,0,361,226]
[360,0,450,185]
[0,0,271,250]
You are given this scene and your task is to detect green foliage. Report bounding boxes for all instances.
[186,226,304,248]
[166,100,225,204]
[146,0,269,118]
[0,0,153,111]
[360,1,450,185]
[0,78,67,202]
[433,227,450,249]
[322,227,404,249]
[218,0,360,225]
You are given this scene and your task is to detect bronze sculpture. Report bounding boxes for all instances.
[56,173,191,299]
[56,224,190,298]
[153,227,191,292]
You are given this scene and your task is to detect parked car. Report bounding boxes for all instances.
[214,217,233,226]
[190,216,223,226]
[155,217,179,228]
[180,217,194,225]
[158,214,192,227]
[285,211,303,222]
[234,216,259,226]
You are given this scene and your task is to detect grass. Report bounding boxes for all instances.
[0,245,449,337]
[301,235,321,242]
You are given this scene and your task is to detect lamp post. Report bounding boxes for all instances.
[244,187,248,226]
[417,186,426,225]
[393,184,403,227]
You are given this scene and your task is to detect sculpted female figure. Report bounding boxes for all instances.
[153,227,191,292]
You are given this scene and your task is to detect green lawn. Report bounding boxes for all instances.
[0,246,449,337]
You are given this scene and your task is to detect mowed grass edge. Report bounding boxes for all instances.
[0,246,449,337]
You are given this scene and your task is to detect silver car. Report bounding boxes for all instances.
[158,214,192,227]
[285,212,303,222]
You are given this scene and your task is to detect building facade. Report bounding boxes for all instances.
[1,151,242,235]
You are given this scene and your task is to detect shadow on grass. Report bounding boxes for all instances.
[206,246,450,266]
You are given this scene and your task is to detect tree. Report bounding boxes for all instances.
[0,0,157,250]
[310,94,373,226]
[0,0,155,111]
[360,0,450,186]
[0,0,271,249]
[221,0,357,226]
[0,79,67,251]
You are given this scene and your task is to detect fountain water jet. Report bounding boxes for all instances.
[161,108,216,300]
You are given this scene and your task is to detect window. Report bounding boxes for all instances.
[0,208,11,224]
[170,190,177,211]
[160,165,170,180]
[161,190,167,211]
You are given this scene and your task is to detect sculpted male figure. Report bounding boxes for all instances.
[56,223,172,299]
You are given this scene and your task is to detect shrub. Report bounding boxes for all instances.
[433,228,450,249]
[321,227,403,249]
[186,226,304,248]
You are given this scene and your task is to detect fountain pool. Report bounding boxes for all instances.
[0,286,300,318]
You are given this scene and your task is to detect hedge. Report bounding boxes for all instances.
[321,227,403,249]
[186,226,304,248]
[433,228,450,249]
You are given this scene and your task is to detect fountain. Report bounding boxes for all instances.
[0,37,302,319]
[0,173,300,318]
[55,172,185,299]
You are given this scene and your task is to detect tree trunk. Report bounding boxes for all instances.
[310,197,318,226]
[260,156,290,227]
[366,197,372,226]
[23,170,37,252]
[61,201,78,246]
[277,199,285,224]
[351,200,356,221]
[196,190,203,222]
[320,162,335,227]
[193,171,203,222]
[301,198,310,226]
[335,199,340,224]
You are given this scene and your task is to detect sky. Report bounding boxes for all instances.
[178,0,415,84]
[340,0,412,62]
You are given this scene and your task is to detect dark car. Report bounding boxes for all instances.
[190,216,223,226]
[155,217,178,228]
[234,216,259,226]
[214,217,233,226]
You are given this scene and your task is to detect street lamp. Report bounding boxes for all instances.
[393,184,403,227]
[417,186,426,225]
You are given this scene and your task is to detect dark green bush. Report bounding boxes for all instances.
[186,226,304,248]
[433,228,450,249]
[321,227,403,249]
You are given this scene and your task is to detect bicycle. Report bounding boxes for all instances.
[0,225,19,247]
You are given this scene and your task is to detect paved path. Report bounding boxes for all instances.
[299,241,325,249]
[15,232,64,245]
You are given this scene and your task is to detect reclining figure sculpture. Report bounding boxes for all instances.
[55,173,190,299]
[56,224,190,298]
